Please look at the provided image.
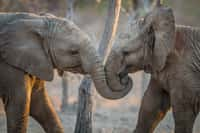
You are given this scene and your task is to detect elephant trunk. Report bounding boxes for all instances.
[80,41,131,99]
[105,49,133,93]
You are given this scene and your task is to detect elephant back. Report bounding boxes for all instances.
[175,25,200,73]
[0,13,41,28]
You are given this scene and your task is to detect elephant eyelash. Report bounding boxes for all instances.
[123,51,131,56]
[70,50,79,55]
[147,26,156,50]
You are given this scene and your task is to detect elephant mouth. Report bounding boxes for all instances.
[114,66,133,92]
[143,64,153,73]
[118,69,129,85]
[118,70,133,88]
[65,64,85,74]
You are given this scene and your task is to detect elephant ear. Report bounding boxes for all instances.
[0,19,54,81]
[147,6,175,72]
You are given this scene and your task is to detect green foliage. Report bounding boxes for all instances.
[75,0,97,9]
[163,0,170,6]
[96,0,108,13]
[122,0,133,11]
[178,0,200,17]
[96,0,134,13]
[76,0,134,13]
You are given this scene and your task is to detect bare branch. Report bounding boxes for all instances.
[98,0,122,61]
[66,0,75,20]
[156,0,161,6]
[152,0,163,8]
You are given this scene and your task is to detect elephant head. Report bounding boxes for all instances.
[0,12,129,99]
[105,2,175,92]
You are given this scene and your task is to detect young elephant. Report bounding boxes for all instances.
[0,12,128,133]
[105,2,200,133]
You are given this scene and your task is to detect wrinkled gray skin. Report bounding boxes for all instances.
[0,12,127,133]
[105,5,200,133]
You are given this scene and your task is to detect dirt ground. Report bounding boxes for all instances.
[0,72,199,133]
[0,97,200,133]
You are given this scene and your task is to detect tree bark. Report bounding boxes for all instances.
[143,0,151,12]
[66,0,75,20]
[61,72,69,112]
[98,0,122,59]
[74,76,93,133]
[74,0,121,133]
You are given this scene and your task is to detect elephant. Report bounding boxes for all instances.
[0,12,130,133]
[105,1,200,133]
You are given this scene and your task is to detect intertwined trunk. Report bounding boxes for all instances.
[75,0,121,133]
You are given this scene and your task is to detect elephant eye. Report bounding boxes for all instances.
[70,50,79,55]
[123,51,130,56]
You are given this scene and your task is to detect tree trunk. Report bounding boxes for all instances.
[143,0,151,12]
[61,72,69,112]
[98,0,122,59]
[66,0,75,20]
[74,0,121,133]
[74,76,93,133]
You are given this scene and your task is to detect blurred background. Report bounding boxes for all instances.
[0,0,199,133]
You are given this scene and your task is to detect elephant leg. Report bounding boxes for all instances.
[171,94,197,133]
[30,80,64,133]
[134,78,170,133]
[3,75,32,133]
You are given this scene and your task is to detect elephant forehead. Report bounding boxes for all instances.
[68,26,90,42]
[117,31,138,43]
[121,22,145,42]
